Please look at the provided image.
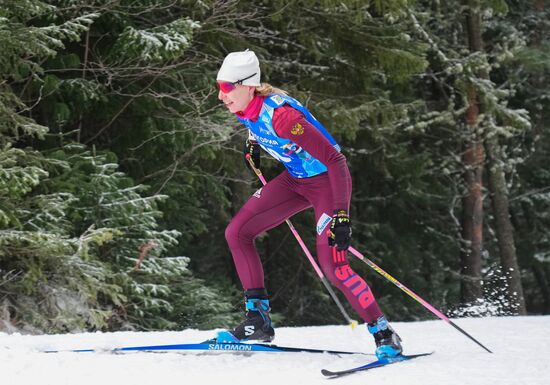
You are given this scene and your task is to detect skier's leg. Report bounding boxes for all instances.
[220,171,310,342]
[298,173,403,357]
[225,171,310,290]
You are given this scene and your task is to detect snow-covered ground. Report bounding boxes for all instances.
[0,316,548,385]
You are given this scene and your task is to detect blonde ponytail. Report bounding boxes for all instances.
[255,82,288,96]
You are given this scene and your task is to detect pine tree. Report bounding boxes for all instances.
[0,0,240,332]
[403,0,532,314]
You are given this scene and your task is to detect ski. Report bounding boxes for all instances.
[44,339,366,356]
[321,352,433,378]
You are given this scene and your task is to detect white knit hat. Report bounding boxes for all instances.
[216,50,261,86]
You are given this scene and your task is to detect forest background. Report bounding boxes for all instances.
[1,0,548,334]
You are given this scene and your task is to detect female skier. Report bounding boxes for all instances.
[215,50,402,358]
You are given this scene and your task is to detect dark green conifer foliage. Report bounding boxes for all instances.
[1,0,548,333]
[0,0,239,332]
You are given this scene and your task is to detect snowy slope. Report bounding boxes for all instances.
[0,316,548,385]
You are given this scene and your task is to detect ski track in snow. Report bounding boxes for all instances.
[0,316,548,385]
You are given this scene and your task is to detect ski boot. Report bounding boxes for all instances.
[216,288,275,343]
[367,316,403,359]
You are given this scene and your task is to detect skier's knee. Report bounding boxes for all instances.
[323,263,361,289]
[225,219,239,245]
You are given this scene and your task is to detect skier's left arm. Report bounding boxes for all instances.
[272,106,352,250]
[272,106,351,210]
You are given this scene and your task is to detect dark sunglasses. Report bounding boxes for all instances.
[217,73,257,94]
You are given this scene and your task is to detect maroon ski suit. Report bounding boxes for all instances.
[225,95,383,323]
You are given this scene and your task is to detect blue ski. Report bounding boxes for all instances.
[321,352,433,377]
[44,340,366,356]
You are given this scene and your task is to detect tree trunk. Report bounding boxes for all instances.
[458,2,486,304]
[485,138,527,314]
[464,0,527,314]
[460,95,485,303]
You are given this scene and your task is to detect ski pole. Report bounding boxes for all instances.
[245,155,358,329]
[347,246,493,353]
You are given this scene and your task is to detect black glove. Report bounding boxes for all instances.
[244,138,261,170]
[328,209,352,251]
